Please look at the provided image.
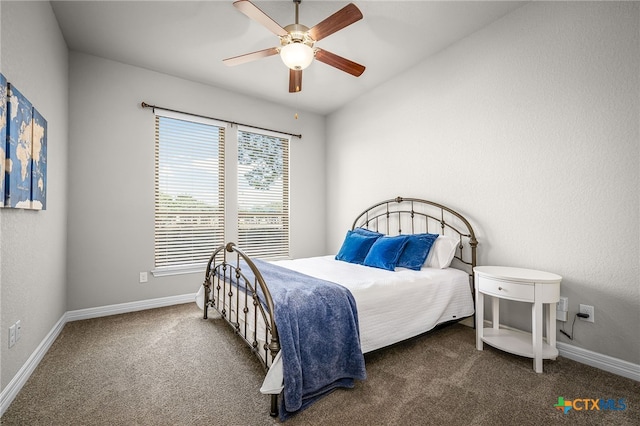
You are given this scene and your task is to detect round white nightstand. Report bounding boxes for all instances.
[474,266,562,373]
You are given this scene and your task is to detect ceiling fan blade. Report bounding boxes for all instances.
[233,0,288,37]
[308,3,363,42]
[315,49,365,77]
[223,47,279,66]
[289,69,302,93]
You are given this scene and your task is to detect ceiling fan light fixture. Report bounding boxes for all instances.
[224,0,365,93]
[280,42,314,70]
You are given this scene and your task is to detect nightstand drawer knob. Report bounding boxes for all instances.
[498,286,503,291]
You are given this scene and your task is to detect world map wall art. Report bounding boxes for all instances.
[0,72,47,210]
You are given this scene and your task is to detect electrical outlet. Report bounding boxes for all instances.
[579,304,595,323]
[16,320,21,341]
[139,272,148,283]
[9,324,16,348]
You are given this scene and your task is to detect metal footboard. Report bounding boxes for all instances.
[202,242,280,417]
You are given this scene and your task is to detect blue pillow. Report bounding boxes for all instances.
[335,231,381,264]
[396,233,439,270]
[353,227,383,238]
[363,235,410,271]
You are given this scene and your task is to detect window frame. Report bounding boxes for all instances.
[236,126,291,260]
[151,115,292,277]
[152,110,226,277]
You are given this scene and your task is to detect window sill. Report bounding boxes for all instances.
[151,264,206,278]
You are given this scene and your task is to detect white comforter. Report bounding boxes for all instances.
[272,255,475,353]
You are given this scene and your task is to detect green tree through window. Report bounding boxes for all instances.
[237,130,289,259]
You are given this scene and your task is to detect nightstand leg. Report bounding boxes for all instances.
[476,291,484,350]
[532,301,543,373]
[491,297,500,330]
[548,303,557,359]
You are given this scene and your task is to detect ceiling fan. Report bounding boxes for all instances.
[223,0,365,93]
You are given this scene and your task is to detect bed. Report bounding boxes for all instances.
[200,196,478,419]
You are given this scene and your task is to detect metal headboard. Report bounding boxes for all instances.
[352,196,478,289]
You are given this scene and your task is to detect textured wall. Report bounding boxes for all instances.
[326,2,639,364]
[0,2,69,390]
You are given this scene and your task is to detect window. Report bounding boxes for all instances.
[237,129,289,259]
[154,114,225,272]
[153,113,290,274]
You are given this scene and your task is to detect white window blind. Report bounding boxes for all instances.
[237,130,289,259]
[154,114,225,270]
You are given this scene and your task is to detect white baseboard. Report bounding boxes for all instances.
[0,313,67,417]
[480,320,639,382]
[557,342,640,382]
[66,293,196,322]
[0,293,197,417]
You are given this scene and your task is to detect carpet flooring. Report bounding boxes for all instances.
[2,302,638,425]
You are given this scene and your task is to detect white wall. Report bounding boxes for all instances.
[66,52,326,310]
[0,1,69,389]
[326,2,639,364]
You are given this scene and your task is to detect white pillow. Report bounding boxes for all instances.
[425,235,459,269]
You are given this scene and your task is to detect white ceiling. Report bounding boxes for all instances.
[51,0,525,115]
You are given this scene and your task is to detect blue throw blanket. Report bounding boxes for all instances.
[242,259,367,420]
